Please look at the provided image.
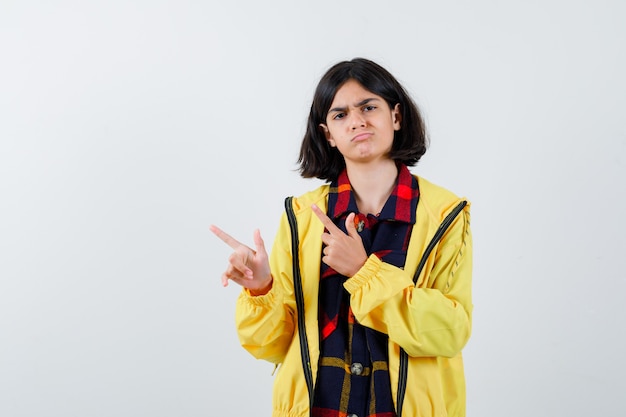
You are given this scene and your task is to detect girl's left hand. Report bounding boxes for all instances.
[311,204,368,277]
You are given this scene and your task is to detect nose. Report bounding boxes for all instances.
[350,112,366,130]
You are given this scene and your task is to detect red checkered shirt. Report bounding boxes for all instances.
[313,163,419,417]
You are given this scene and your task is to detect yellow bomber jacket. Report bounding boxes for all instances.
[235,176,473,417]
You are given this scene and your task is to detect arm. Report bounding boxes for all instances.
[344,207,473,358]
[235,279,295,363]
[233,213,297,364]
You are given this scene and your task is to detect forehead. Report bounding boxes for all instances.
[330,79,381,105]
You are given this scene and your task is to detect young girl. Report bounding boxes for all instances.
[210,58,473,417]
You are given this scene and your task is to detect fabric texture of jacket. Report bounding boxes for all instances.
[235,176,473,417]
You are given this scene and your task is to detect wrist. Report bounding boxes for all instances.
[249,276,273,296]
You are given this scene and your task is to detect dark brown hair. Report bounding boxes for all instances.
[298,58,428,181]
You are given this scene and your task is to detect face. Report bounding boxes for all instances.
[320,79,401,167]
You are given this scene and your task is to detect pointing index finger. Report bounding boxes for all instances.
[209,224,244,250]
[311,204,343,235]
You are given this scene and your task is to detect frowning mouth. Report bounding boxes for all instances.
[351,132,373,142]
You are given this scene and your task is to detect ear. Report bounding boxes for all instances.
[319,123,336,147]
[392,103,402,131]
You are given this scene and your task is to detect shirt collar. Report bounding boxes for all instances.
[327,163,419,224]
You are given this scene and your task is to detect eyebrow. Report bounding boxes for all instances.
[328,97,380,114]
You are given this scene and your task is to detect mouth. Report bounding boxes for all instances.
[351,132,373,142]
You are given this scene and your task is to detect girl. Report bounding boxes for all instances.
[210,58,473,417]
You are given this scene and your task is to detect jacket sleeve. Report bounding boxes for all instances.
[344,206,473,358]
[234,213,296,364]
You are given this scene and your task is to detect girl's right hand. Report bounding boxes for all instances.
[209,225,273,295]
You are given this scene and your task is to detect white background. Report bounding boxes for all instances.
[1,1,625,416]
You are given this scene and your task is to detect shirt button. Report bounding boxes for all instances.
[350,362,363,376]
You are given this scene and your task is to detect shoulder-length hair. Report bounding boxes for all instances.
[297,58,429,181]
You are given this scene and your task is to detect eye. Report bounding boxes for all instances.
[363,105,377,112]
[332,112,346,120]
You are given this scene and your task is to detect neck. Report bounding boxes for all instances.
[346,159,399,215]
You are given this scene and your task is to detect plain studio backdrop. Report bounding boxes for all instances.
[1,1,624,416]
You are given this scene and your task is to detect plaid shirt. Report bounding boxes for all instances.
[312,164,419,417]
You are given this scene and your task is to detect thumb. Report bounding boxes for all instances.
[253,229,267,255]
[345,213,359,238]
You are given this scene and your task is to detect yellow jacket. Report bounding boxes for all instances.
[235,176,473,417]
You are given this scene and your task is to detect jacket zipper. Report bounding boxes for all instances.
[396,200,467,416]
[285,197,315,415]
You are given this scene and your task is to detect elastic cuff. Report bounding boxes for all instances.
[343,254,382,294]
[240,281,281,307]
